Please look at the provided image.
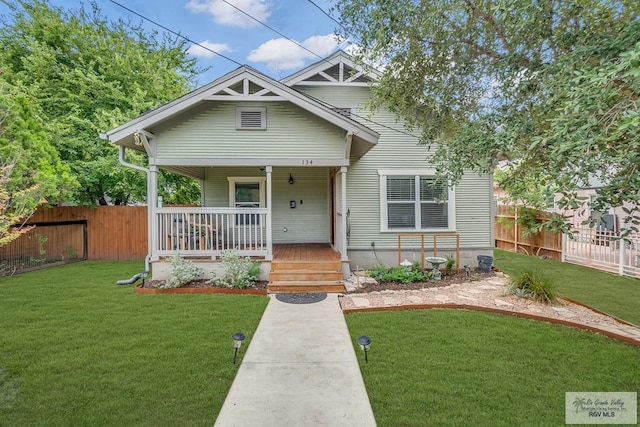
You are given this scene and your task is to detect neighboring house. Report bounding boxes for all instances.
[100,51,494,289]
[549,178,636,232]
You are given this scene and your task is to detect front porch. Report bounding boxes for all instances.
[151,241,346,293]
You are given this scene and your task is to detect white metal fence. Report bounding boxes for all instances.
[562,226,640,278]
[155,207,268,258]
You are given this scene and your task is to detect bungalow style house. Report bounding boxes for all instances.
[100,51,494,292]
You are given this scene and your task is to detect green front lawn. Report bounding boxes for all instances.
[493,249,640,325]
[347,309,640,427]
[0,261,268,426]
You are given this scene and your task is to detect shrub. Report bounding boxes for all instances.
[446,254,456,270]
[213,250,261,289]
[366,265,426,283]
[157,253,203,289]
[504,270,556,303]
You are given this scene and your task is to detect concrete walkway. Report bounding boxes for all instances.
[215,294,376,426]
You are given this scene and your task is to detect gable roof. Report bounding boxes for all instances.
[101,63,379,154]
[281,50,380,87]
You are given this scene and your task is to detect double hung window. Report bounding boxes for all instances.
[379,171,454,231]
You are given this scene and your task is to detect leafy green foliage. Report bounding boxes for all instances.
[445,254,456,270]
[211,250,262,289]
[0,78,75,245]
[0,0,202,206]
[157,253,204,289]
[367,264,427,283]
[335,0,640,233]
[504,270,556,303]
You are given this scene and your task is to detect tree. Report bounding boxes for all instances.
[0,78,74,245]
[0,0,202,206]
[335,0,640,233]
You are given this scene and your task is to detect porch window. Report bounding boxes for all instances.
[379,170,455,231]
[236,107,266,130]
[228,177,266,225]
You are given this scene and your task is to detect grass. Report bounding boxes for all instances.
[0,261,268,426]
[493,249,640,325]
[347,309,640,427]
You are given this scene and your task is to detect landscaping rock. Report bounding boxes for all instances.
[494,298,514,307]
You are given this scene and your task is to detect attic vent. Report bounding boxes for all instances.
[236,107,266,130]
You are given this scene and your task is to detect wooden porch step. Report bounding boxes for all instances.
[270,260,341,271]
[268,281,346,294]
[269,271,343,281]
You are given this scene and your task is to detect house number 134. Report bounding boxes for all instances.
[302,160,313,165]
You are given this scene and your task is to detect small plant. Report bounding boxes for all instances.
[445,254,456,270]
[366,265,426,283]
[212,250,261,289]
[504,270,556,303]
[62,244,77,260]
[157,253,203,289]
[36,233,48,257]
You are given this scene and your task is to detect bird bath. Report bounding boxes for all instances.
[425,256,447,280]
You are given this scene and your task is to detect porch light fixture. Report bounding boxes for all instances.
[232,332,246,364]
[288,174,294,185]
[357,335,371,363]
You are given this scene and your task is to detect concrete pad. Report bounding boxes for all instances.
[215,294,376,426]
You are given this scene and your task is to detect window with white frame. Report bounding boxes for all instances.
[228,177,266,225]
[236,107,266,130]
[379,171,455,231]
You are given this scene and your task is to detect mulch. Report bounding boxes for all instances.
[140,279,269,290]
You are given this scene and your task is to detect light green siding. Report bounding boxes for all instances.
[155,101,345,159]
[297,85,493,251]
[203,166,330,243]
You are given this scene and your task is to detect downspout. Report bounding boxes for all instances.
[118,144,152,278]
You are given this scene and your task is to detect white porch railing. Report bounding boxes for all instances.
[563,226,640,278]
[155,207,268,258]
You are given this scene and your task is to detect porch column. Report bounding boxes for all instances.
[149,165,159,261]
[265,166,273,261]
[340,166,348,262]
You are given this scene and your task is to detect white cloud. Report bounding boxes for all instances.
[187,41,232,58]
[247,34,345,71]
[186,0,270,28]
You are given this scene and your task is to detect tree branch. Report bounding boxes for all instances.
[462,0,510,52]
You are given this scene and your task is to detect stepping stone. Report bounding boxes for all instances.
[434,295,454,303]
[466,289,484,294]
[494,298,514,307]
[345,283,358,293]
[383,297,401,306]
[457,295,478,304]
[407,296,423,304]
[551,307,576,318]
[357,277,378,285]
[486,278,506,286]
[380,290,395,294]
[526,307,543,313]
[351,297,371,308]
[478,285,498,290]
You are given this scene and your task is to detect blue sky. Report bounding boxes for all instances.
[0,0,347,86]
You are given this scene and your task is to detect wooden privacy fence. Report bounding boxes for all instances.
[495,205,562,260]
[24,206,147,261]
